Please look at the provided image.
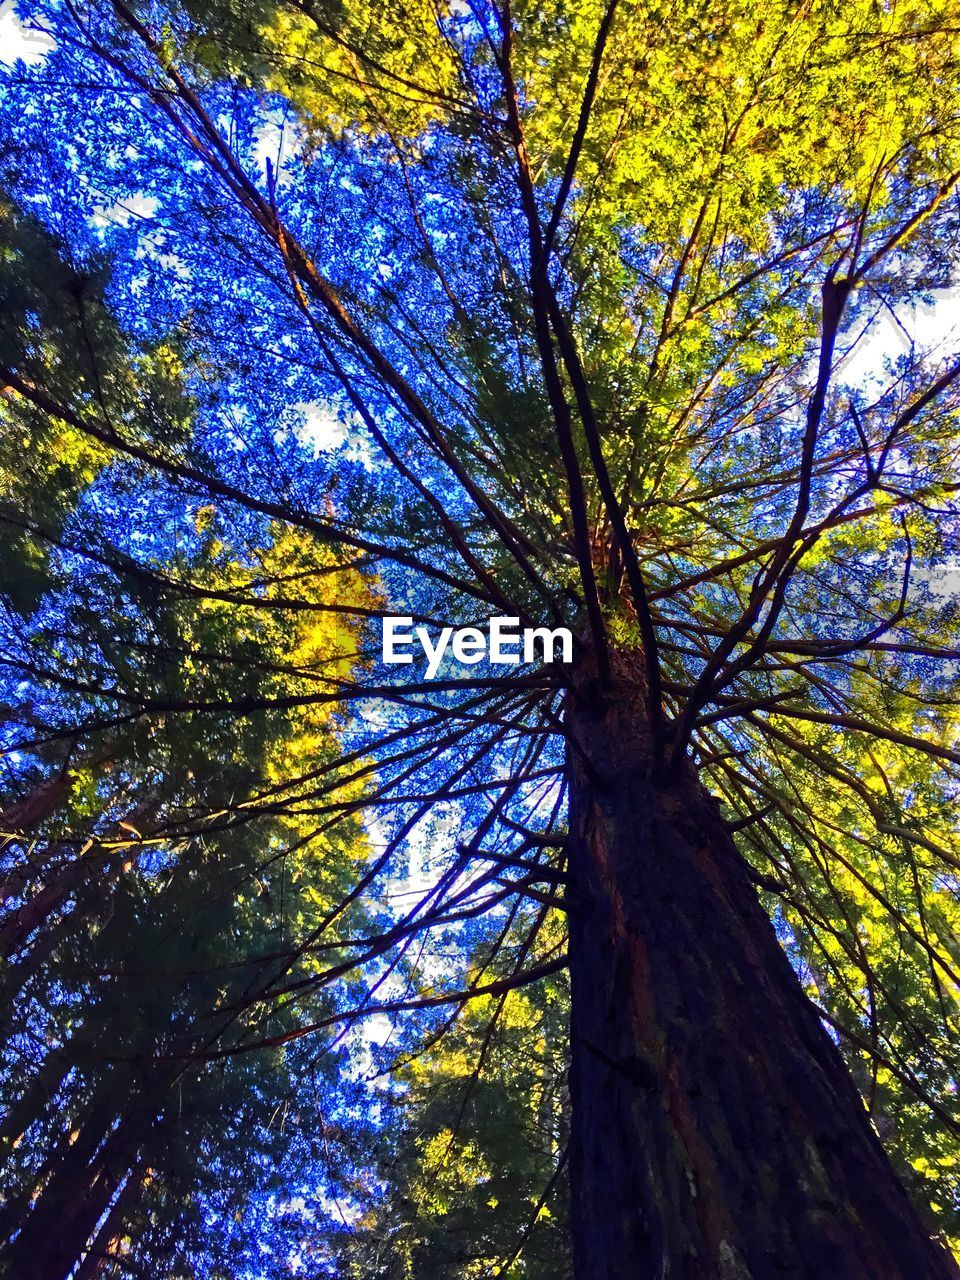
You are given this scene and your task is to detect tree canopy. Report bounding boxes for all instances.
[3,0,960,1274]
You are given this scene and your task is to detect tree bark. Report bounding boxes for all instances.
[3,1092,157,1280]
[0,843,117,956]
[71,1160,147,1280]
[565,662,959,1279]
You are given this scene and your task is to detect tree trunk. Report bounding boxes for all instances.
[0,1051,70,1151]
[71,1160,147,1280]
[0,843,116,956]
[4,1096,157,1280]
[565,664,958,1280]
[0,1080,127,1251]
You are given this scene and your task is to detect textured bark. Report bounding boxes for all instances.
[71,1161,147,1280]
[565,663,959,1280]
[0,1082,125,1252]
[4,1096,156,1280]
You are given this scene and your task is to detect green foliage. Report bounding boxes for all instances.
[0,320,379,1270]
[5,0,960,1269]
[0,199,198,615]
[338,968,570,1279]
[177,0,458,140]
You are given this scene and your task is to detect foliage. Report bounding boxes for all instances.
[2,0,960,1271]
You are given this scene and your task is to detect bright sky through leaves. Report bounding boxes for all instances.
[3,0,960,1274]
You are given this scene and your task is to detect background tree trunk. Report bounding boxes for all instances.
[4,1098,157,1280]
[71,1160,148,1280]
[565,663,959,1280]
